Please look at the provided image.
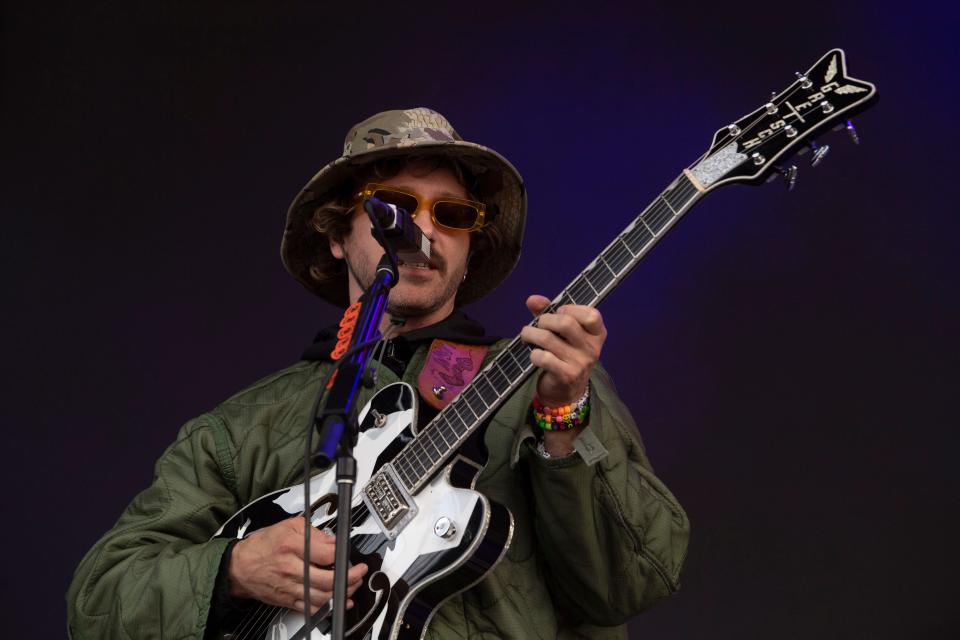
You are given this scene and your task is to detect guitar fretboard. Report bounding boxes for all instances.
[390,173,703,493]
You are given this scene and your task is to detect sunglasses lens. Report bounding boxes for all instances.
[434,201,480,230]
[372,189,418,215]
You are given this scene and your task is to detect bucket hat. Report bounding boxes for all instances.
[282,107,527,307]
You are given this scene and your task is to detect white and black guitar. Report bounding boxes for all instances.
[213,49,878,640]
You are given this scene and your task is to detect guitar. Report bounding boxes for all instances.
[213,49,878,640]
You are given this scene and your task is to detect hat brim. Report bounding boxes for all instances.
[281,139,526,308]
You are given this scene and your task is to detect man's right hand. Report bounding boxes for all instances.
[228,517,369,613]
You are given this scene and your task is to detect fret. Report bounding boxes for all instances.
[411,440,434,467]
[581,274,601,296]
[384,171,705,497]
[584,263,613,294]
[433,429,449,457]
[435,416,456,446]
[455,397,478,421]
[475,375,500,405]
[652,200,674,227]
[664,174,696,211]
[421,439,440,464]
[623,223,653,255]
[464,387,487,417]
[409,450,427,477]
[497,350,522,378]
[566,277,594,305]
[642,201,671,234]
[448,408,469,436]
[602,238,632,274]
[507,340,531,370]
[597,255,616,277]
[556,291,576,307]
[659,194,678,215]
[422,429,441,457]
[486,362,511,393]
[396,458,414,487]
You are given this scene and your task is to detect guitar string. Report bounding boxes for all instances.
[394,176,701,494]
[704,80,810,157]
[702,69,863,170]
[231,98,798,637]
[232,334,389,640]
[234,325,405,640]
[229,178,702,639]
[232,497,376,640]
[226,79,861,631]
[189,138,807,639]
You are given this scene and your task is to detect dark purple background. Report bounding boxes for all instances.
[4,1,958,637]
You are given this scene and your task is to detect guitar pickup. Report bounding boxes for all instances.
[361,463,418,540]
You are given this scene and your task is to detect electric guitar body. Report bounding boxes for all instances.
[214,48,878,640]
[214,382,513,640]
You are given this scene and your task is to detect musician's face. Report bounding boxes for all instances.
[330,165,472,326]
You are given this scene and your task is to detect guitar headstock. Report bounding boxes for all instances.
[685,49,878,192]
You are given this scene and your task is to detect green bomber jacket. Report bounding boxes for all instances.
[66,337,689,639]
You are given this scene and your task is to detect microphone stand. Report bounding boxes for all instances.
[307,202,401,640]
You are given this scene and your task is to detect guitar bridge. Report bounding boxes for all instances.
[361,463,418,539]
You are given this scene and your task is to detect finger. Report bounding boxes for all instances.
[308,588,333,609]
[537,308,605,347]
[557,305,607,337]
[349,563,369,580]
[532,313,593,351]
[520,325,579,364]
[348,563,369,589]
[292,588,332,613]
[306,532,337,566]
[529,347,581,383]
[308,568,336,591]
[293,600,317,615]
[525,294,551,316]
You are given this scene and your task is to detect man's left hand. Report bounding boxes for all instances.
[520,294,607,407]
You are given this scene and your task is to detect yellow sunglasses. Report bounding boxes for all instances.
[357,183,487,232]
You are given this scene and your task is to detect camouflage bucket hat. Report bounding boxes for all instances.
[282,107,527,308]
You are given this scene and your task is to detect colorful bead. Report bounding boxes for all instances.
[530,383,591,432]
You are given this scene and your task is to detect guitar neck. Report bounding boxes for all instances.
[392,172,704,493]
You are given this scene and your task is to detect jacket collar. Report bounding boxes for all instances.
[301,309,499,362]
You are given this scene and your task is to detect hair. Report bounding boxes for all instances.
[307,155,505,303]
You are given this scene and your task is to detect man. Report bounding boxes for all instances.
[67,107,690,639]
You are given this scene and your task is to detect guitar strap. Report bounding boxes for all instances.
[417,339,489,410]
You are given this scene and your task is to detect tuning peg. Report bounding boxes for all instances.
[795,72,813,89]
[807,140,830,167]
[775,165,798,191]
[764,92,779,115]
[844,119,860,145]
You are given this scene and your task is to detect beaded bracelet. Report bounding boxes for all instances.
[531,383,590,431]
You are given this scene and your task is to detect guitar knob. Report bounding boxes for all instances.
[775,165,798,191]
[808,141,830,167]
[795,71,813,89]
[434,517,457,539]
[845,119,861,145]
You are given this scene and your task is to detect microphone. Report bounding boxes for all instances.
[363,197,432,265]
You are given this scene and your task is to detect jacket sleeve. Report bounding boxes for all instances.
[66,414,240,640]
[524,364,690,626]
